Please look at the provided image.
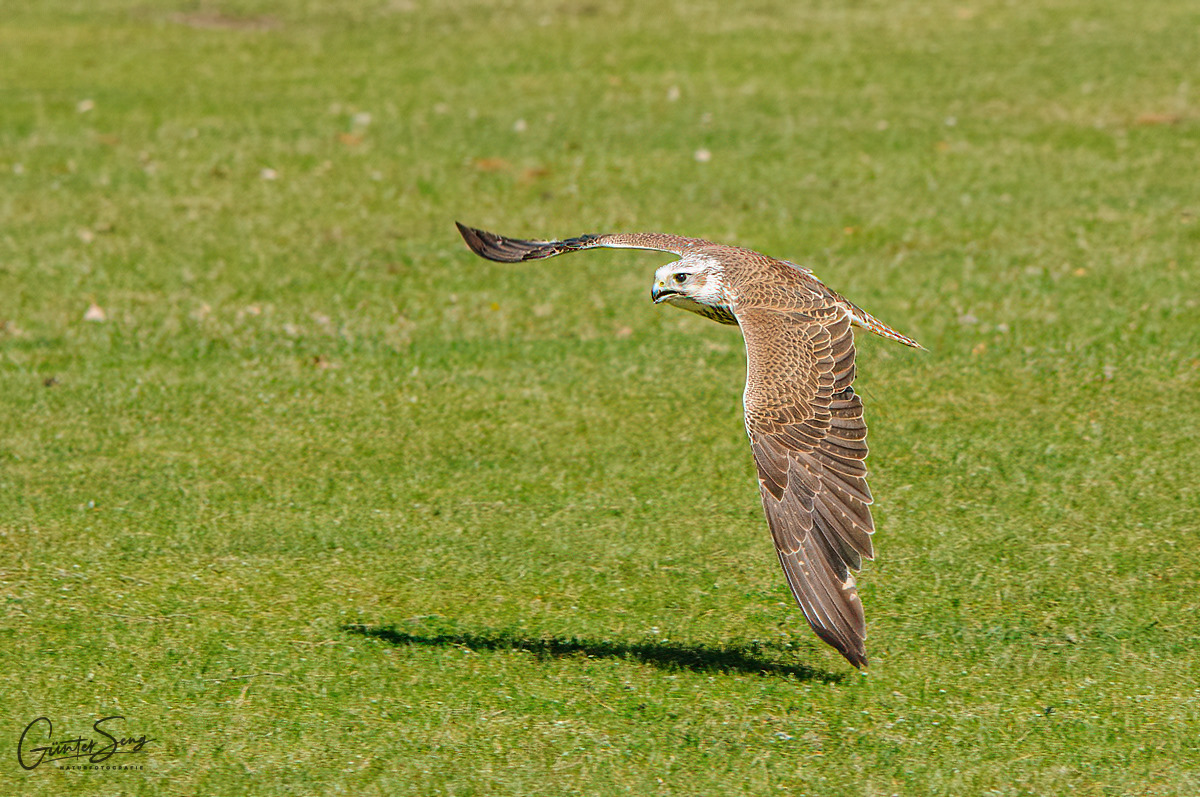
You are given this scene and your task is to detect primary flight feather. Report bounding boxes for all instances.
[455,222,922,668]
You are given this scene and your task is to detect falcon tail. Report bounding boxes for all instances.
[845,301,925,350]
[455,222,601,263]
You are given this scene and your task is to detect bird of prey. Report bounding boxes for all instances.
[455,222,922,668]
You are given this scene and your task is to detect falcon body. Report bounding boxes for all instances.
[456,222,922,668]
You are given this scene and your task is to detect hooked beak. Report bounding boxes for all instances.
[651,282,679,304]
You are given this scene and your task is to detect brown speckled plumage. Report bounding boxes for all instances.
[456,222,922,668]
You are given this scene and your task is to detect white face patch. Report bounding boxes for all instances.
[692,270,726,305]
[649,256,737,325]
[652,262,682,286]
[682,255,726,305]
[653,256,723,292]
[653,258,728,308]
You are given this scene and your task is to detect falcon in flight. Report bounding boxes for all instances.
[455,222,922,668]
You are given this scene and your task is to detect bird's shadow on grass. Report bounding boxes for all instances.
[343,624,846,684]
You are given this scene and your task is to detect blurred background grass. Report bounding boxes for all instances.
[1,1,1198,794]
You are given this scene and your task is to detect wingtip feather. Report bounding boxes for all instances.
[455,221,523,262]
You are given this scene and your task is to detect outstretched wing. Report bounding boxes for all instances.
[456,222,709,261]
[737,306,875,668]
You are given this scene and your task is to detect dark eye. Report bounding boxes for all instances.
[673,272,688,284]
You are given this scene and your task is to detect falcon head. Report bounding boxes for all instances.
[649,257,729,319]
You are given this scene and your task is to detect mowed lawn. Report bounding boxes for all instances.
[2,0,1198,794]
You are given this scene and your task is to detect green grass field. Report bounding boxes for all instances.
[2,0,1198,793]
